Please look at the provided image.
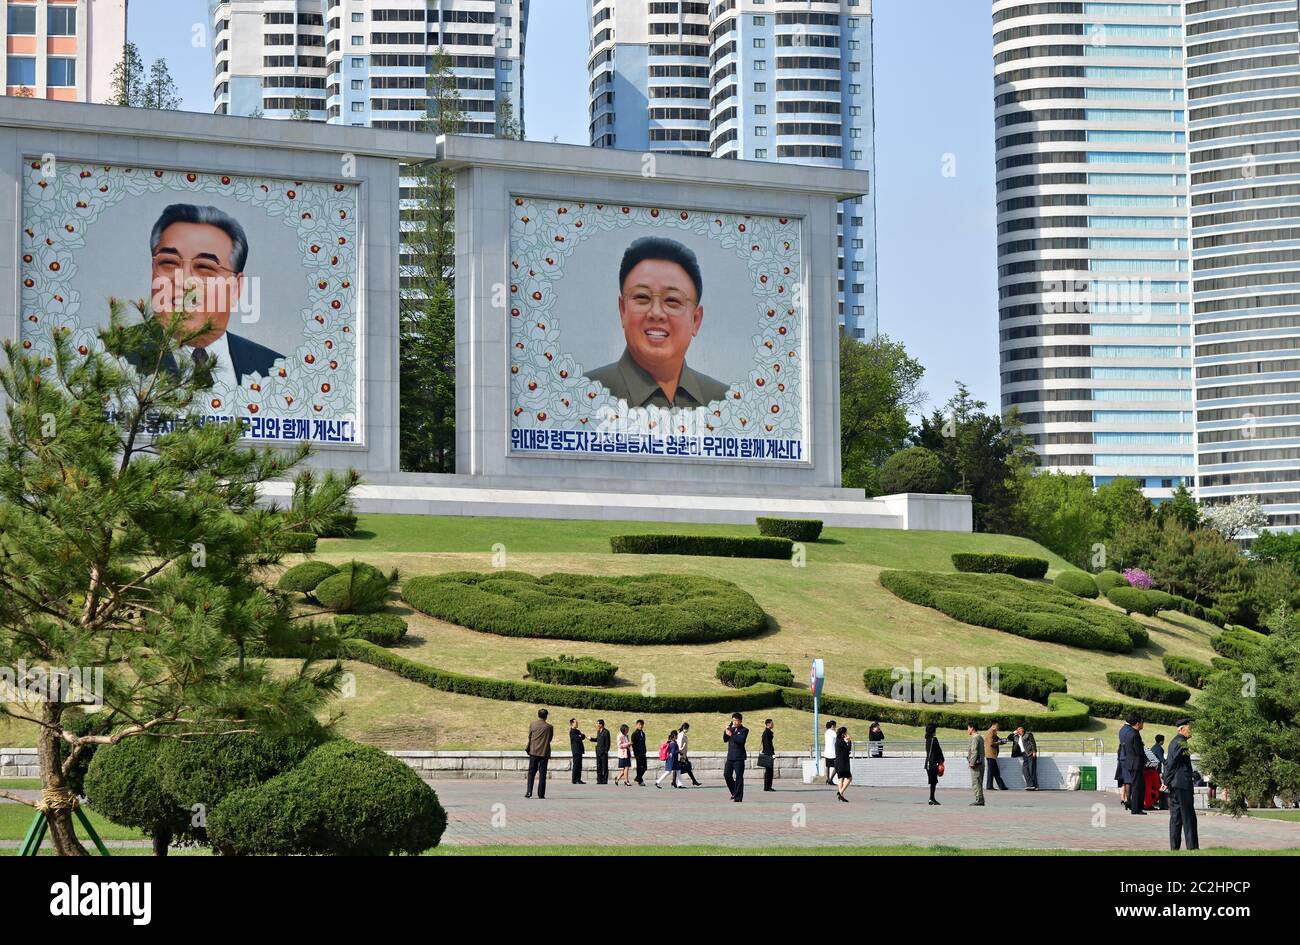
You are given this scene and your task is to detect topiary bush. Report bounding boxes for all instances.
[1106,671,1191,706]
[951,552,1049,579]
[402,571,768,645]
[879,446,947,495]
[755,517,823,541]
[314,561,397,614]
[1162,654,1217,690]
[276,531,318,554]
[526,654,618,686]
[1094,570,1130,593]
[988,663,1069,704]
[862,667,953,703]
[717,659,795,689]
[1213,625,1267,661]
[1106,586,1159,617]
[610,534,793,560]
[278,560,339,597]
[1073,694,1193,726]
[84,735,193,856]
[1165,594,1227,627]
[206,740,446,856]
[880,570,1144,652]
[1054,571,1099,599]
[335,612,408,646]
[1145,589,1176,612]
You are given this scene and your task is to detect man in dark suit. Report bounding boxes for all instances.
[632,719,648,785]
[147,203,283,387]
[723,713,749,802]
[1013,723,1039,790]
[525,708,554,799]
[1120,715,1148,814]
[569,718,587,785]
[591,719,611,785]
[761,719,776,792]
[1162,718,1199,850]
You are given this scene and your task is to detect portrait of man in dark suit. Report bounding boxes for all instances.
[585,236,729,410]
[148,203,283,386]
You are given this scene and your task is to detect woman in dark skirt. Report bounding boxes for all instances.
[924,722,945,806]
[834,726,853,802]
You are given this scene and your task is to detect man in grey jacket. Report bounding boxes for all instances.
[525,708,554,799]
[966,721,986,806]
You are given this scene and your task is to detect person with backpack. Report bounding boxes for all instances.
[655,730,679,788]
[675,722,700,786]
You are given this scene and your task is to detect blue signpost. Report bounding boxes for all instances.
[810,659,825,769]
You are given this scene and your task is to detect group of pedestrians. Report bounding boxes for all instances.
[1117,713,1199,850]
[919,721,1040,806]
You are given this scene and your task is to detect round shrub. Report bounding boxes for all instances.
[610,534,793,559]
[1105,671,1191,707]
[335,612,408,646]
[717,659,794,688]
[755,517,823,542]
[278,560,339,596]
[951,552,1049,579]
[84,735,191,853]
[277,531,318,554]
[1054,571,1099,599]
[402,571,768,645]
[1144,589,1176,612]
[206,740,447,856]
[1094,570,1130,593]
[314,561,395,614]
[863,668,953,704]
[1106,586,1159,617]
[879,446,947,495]
[526,654,618,686]
[1162,654,1217,690]
[988,663,1069,704]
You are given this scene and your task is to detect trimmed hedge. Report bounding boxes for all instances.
[781,689,1092,733]
[1162,654,1217,690]
[951,552,1049,579]
[1054,571,1099,599]
[1106,671,1191,707]
[277,531,318,554]
[1106,586,1159,617]
[1145,589,1176,612]
[756,517,824,542]
[1074,694,1194,726]
[990,663,1069,704]
[314,561,397,615]
[206,740,446,856]
[880,570,1144,652]
[401,571,768,645]
[862,668,953,704]
[610,534,794,560]
[1211,656,1240,673]
[335,612,408,646]
[717,659,795,688]
[278,560,339,596]
[526,655,618,687]
[1094,570,1130,594]
[1213,625,1267,661]
[1166,595,1227,627]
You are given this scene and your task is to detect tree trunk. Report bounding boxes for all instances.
[152,827,172,857]
[37,702,88,856]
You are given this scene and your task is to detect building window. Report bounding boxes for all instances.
[848,39,860,50]
[850,127,862,138]
[500,59,513,70]
[753,16,765,26]
[853,306,864,317]
[852,238,864,249]
[351,102,364,112]
[48,6,77,36]
[850,149,863,160]
[351,12,364,22]
[755,148,767,158]
[7,56,36,86]
[754,60,766,71]
[849,61,861,72]
[851,216,863,226]
[849,83,861,94]
[753,38,765,48]
[852,260,864,271]
[46,57,76,87]
[7,5,36,35]
[848,18,860,28]
[351,57,365,68]
[351,79,364,90]
[754,103,766,114]
[755,126,767,136]
[753,81,766,92]
[351,36,364,46]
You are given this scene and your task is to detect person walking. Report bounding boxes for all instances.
[966,721,986,806]
[632,719,648,785]
[823,720,838,785]
[924,722,945,806]
[525,708,554,799]
[675,722,700,786]
[834,725,853,803]
[724,713,749,802]
[1162,719,1199,851]
[1120,715,1147,814]
[760,719,776,791]
[569,718,587,785]
[1013,723,1038,790]
[592,719,611,785]
[984,723,1008,791]
[868,721,884,758]
[655,730,679,788]
[614,724,632,786]
[1151,733,1168,810]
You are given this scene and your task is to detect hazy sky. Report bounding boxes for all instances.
[131,0,998,414]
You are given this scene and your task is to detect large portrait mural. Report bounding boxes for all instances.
[508,197,807,463]
[18,160,360,445]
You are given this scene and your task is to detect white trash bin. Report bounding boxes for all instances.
[1065,765,1081,790]
[802,760,819,784]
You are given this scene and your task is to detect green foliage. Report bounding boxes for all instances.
[878,446,946,495]
[1213,625,1268,661]
[990,663,1069,704]
[277,560,339,595]
[84,735,192,851]
[1072,694,1194,726]
[880,570,1143,652]
[335,612,408,646]
[1165,594,1227,627]
[1106,586,1159,617]
[862,668,953,703]
[1246,560,1300,626]
[1105,671,1191,706]
[783,689,1092,732]
[755,517,824,541]
[1093,570,1130,593]
[277,531,318,554]
[951,552,1049,579]
[526,654,618,686]
[402,571,768,644]
[58,709,113,798]
[313,561,397,614]
[1013,472,1104,569]
[1054,570,1099,598]
[610,534,793,559]
[285,468,360,537]
[1162,654,1217,690]
[839,333,927,495]
[717,660,795,688]
[207,740,447,856]
[1156,483,1200,531]
[1250,529,1300,574]
[1144,589,1176,611]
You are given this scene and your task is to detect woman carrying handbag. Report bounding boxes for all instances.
[924,722,945,806]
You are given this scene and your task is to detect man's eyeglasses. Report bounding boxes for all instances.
[622,291,695,316]
[152,253,236,280]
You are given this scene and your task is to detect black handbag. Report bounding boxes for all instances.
[757,754,774,769]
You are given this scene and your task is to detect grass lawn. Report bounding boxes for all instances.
[0,802,147,844]
[1248,810,1300,823]
[427,844,1298,857]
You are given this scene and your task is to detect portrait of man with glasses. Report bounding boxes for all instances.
[585,236,730,410]
[147,203,284,387]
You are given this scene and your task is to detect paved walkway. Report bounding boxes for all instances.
[429,780,1300,851]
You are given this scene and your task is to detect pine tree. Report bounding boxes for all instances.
[109,42,146,107]
[0,300,341,855]
[142,59,181,110]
